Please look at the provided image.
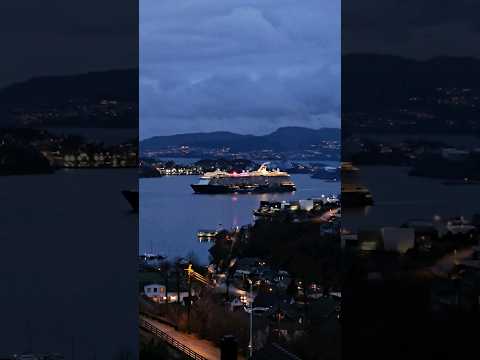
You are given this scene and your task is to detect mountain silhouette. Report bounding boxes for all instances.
[141,127,340,152]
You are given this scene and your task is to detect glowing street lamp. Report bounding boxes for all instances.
[247,278,253,359]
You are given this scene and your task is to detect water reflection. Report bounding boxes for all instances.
[140,174,339,263]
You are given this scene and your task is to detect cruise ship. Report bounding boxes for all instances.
[191,163,296,194]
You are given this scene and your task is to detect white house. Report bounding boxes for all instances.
[144,284,166,302]
[144,283,193,304]
[299,199,314,211]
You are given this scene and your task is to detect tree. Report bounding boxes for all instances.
[173,257,183,304]
[186,251,200,269]
[225,261,236,301]
[161,260,171,307]
[286,278,299,301]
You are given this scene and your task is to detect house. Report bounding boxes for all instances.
[253,291,278,309]
[320,220,340,235]
[358,230,383,252]
[309,296,341,323]
[381,227,415,254]
[403,219,440,241]
[299,199,314,211]
[234,269,251,279]
[144,284,166,302]
[143,283,192,304]
[341,232,358,249]
[228,297,247,312]
[445,217,476,235]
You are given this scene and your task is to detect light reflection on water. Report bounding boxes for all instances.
[140,174,340,263]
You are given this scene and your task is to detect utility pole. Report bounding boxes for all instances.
[184,262,209,335]
[248,278,253,359]
[186,263,192,334]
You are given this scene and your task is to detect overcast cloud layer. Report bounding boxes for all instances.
[140,0,340,138]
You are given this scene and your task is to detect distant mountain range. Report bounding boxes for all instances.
[0,69,138,106]
[140,127,340,152]
[4,54,479,132]
[0,69,138,128]
[342,54,480,111]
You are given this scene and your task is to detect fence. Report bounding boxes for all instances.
[140,317,209,360]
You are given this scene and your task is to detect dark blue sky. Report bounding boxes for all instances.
[140,0,341,138]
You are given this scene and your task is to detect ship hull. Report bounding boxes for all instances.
[191,183,296,194]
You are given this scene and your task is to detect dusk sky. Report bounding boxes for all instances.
[140,0,340,138]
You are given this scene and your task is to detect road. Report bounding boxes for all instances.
[141,315,222,360]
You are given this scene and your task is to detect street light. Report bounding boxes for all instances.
[247,278,253,359]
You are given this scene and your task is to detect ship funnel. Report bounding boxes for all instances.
[258,162,270,172]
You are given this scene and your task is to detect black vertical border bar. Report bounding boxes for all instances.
[0,1,139,359]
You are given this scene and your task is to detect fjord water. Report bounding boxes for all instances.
[140,174,340,264]
[343,166,480,231]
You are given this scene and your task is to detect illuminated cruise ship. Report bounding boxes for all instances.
[191,163,296,194]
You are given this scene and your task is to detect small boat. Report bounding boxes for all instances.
[197,229,220,238]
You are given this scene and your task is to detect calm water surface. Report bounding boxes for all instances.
[343,166,480,231]
[140,174,340,263]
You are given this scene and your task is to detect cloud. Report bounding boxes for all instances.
[140,0,340,137]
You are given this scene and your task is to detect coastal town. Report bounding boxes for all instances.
[0,69,138,175]
[0,128,137,175]
[138,154,480,359]
[139,192,341,360]
[141,140,340,164]
[140,157,340,182]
